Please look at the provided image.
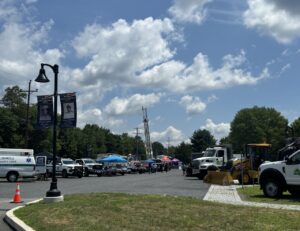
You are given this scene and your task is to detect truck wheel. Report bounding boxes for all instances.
[238,173,250,185]
[62,170,68,178]
[7,172,18,182]
[77,171,83,178]
[84,168,89,177]
[263,179,283,198]
[197,171,207,180]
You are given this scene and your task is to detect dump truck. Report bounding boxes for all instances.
[191,145,232,179]
[203,143,271,185]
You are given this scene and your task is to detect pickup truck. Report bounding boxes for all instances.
[259,149,300,198]
[75,158,103,177]
[47,158,83,178]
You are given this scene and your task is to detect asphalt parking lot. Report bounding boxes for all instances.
[0,170,210,230]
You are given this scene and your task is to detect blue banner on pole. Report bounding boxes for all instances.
[37,95,53,129]
[60,93,77,128]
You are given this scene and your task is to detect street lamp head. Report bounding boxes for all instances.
[35,68,50,83]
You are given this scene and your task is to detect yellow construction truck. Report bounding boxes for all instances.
[204,143,271,185]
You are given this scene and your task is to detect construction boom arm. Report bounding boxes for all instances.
[142,107,153,159]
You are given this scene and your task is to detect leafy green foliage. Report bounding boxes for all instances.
[190,129,216,152]
[2,86,300,162]
[291,118,300,137]
[174,142,192,163]
[152,141,166,157]
[229,106,288,159]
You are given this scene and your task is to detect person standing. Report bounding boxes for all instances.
[164,163,168,173]
[182,164,186,176]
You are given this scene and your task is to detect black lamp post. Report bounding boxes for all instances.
[35,63,61,198]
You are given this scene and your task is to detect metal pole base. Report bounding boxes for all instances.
[43,195,64,203]
[46,181,61,197]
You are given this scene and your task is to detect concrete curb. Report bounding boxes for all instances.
[4,199,42,231]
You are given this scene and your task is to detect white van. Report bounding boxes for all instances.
[0,148,36,182]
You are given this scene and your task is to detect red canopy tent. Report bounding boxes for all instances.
[160,156,171,162]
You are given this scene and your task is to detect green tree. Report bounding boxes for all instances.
[174,142,192,164]
[0,108,20,147]
[2,86,26,109]
[120,133,135,156]
[0,86,28,147]
[229,106,288,158]
[290,118,300,138]
[219,136,231,145]
[133,136,146,160]
[190,129,216,152]
[152,141,166,158]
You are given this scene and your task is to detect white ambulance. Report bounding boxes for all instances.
[0,148,36,182]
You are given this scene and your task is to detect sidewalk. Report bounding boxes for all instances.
[203,184,300,211]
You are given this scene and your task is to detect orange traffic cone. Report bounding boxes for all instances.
[12,183,23,203]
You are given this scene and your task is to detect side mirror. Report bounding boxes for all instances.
[285,156,292,165]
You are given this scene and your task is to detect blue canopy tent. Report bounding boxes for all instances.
[144,159,155,163]
[97,155,127,163]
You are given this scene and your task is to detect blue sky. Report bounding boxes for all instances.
[1,0,300,146]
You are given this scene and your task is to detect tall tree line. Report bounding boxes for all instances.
[2,86,300,162]
[0,86,148,159]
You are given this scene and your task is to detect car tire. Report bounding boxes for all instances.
[84,168,89,177]
[62,170,68,178]
[262,178,283,198]
[77,171,83,178]
[97,173,102,177]
[7,172,18,182]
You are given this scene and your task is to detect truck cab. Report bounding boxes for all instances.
[259,149,300,198]
[75,158,103,177]
[192,146,232,179]
[47,158,83,178]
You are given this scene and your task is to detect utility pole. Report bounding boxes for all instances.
[142,107,153,159]
[134,127,142,160]
[20,80,38,148]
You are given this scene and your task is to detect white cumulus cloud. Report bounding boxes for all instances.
[78,108,123,129]
[140,50,268,93]
[201,119,230,140]
[151,126,186,147]
[243,0,300,43]
[179,95,206,115]
[0,2,64,94]
[104,93,162,116]
[71,17,175,88]
[168,0,212,24]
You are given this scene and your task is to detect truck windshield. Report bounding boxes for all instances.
[203,150,216,157]
[84,159,95,164]
[62,160,74,165]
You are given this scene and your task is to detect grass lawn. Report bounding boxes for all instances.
[237,185,300,205]
[15,193,300,231]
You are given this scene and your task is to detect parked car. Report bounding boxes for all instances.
[75,158,103,177]
[47,158,83,178]
[128,161,146,174]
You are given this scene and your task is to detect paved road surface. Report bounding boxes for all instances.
[0,170,209,230]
